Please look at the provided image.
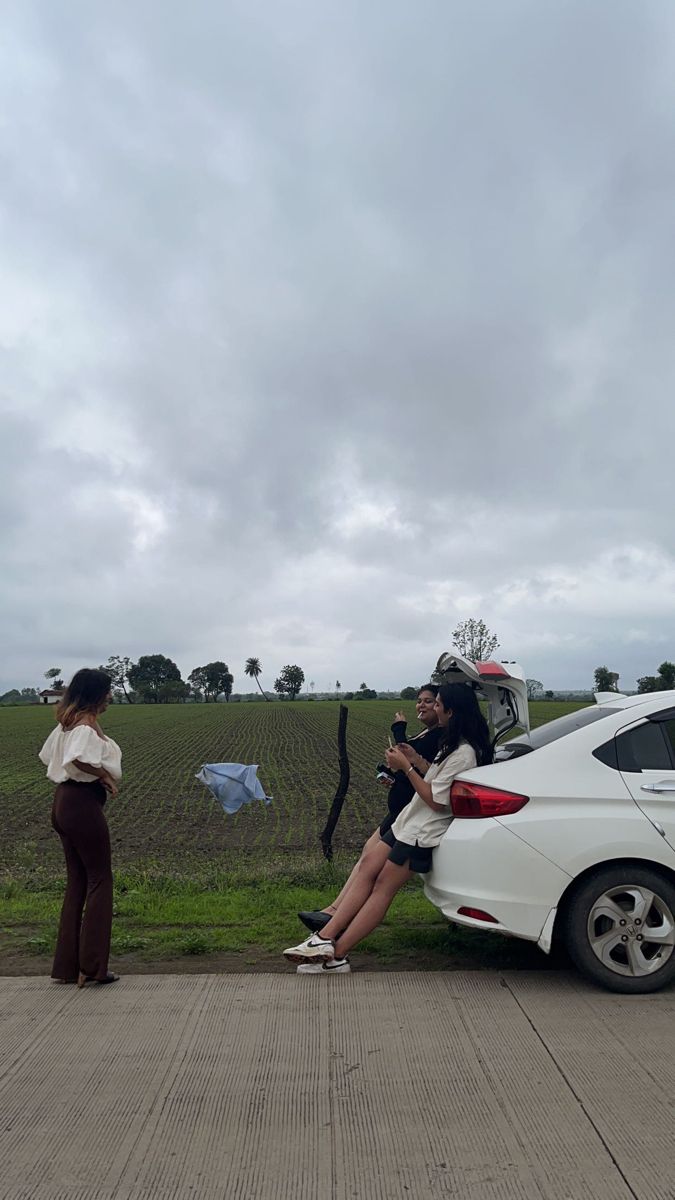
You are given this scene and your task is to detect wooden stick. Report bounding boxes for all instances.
[319,704,351,861]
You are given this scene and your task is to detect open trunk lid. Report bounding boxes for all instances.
[435,649,530,742]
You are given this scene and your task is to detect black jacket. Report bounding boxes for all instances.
[386,720,443,821]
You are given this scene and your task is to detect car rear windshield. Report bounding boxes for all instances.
[498,706,620,758]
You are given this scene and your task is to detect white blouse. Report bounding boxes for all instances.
[391,740,477,848]
[39,724,122,785]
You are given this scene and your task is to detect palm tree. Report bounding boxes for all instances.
[244,657,269,701]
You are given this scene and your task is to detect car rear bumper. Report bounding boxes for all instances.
[424,817,571,945]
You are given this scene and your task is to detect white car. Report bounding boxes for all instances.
[426,662,675,993]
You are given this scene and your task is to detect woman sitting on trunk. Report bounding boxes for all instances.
[283,682,492,973]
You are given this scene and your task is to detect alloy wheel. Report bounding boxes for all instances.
[587,884,675,977]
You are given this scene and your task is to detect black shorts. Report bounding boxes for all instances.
[379,827,434,874]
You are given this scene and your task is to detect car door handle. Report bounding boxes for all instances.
[641,782,675,793]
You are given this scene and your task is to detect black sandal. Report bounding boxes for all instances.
[77,972,120,988]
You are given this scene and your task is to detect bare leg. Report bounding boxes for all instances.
[322,828,383,914]
[319,839,392,941]
[333,861,414,958]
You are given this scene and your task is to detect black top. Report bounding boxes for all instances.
[386,720,443,821]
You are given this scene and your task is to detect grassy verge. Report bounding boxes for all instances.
[0,853,553,972]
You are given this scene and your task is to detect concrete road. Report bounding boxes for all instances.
[1,971,671,1199]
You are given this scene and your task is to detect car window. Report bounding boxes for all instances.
[616,722,673,772]
[498,705,616,758]
[663,720,675,761]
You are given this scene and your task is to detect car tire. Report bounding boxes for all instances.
[564,863,675,994]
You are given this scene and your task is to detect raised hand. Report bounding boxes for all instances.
[385,746,412,773]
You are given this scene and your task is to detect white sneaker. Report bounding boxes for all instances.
[283,932,335,964]
[297,957,350,975]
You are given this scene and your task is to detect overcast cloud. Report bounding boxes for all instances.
[2,0,675,695]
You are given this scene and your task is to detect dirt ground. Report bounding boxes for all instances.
[0,950,297,977]
[0,941,558,978]
[0,950,450,976]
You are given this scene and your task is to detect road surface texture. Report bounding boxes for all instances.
[1,971,671,1199]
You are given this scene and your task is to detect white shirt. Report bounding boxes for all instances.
[391,740,477,847]
[39,724,123,785]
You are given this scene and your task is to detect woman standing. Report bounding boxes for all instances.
[39,669,121,987]
[284,683,492,971]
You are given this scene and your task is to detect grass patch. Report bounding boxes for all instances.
[0,864,549,970]
[23,935,53,956]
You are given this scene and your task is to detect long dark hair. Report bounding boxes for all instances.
[435,683,492,766]
[56,668,112,730]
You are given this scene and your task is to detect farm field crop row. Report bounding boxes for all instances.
[0,699,587,973]
[0,699,586,881]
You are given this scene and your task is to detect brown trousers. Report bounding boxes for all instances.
[51,780,113,982]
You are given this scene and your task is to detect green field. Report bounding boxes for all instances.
[0,700,587,973]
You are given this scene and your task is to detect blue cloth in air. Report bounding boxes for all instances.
[196,763,272,815]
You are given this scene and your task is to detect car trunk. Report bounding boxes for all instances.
[435,650,530,745]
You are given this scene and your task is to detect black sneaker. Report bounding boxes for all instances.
[298,910,332,933]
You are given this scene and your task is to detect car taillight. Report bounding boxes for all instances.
[451,781,529,818]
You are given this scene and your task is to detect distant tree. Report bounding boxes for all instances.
[274,664,305,700]
[451,619,499,662]
[44,667,62,687]
[359,682,368,692]
[355,682,378,700]
[244,657,269,701]
[188,663,233,701]
[343,691,355,701]
[188,666,208,701]
[203,662,233,702]
[101,656,135,703]
[637,662,675,693]
[545,690,554,700]
[594,666,619,693]
[657,661,675,690]
[157,680,190,703]
[335,680,341,697]
[309,680,315,696]
[526,679,544,701]
[0,687,41,705]
[637,676,659,694]
[128,655,182,703]
[400,686,418,701]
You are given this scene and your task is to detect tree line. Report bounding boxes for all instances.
[1,662,390,706]
[594,661,675,695]
[1,616,503,707]
[3,616,673,706]
[100,658,381,704]
[93,656,312,704]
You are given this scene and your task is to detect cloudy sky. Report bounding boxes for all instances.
[2,0,675,696]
